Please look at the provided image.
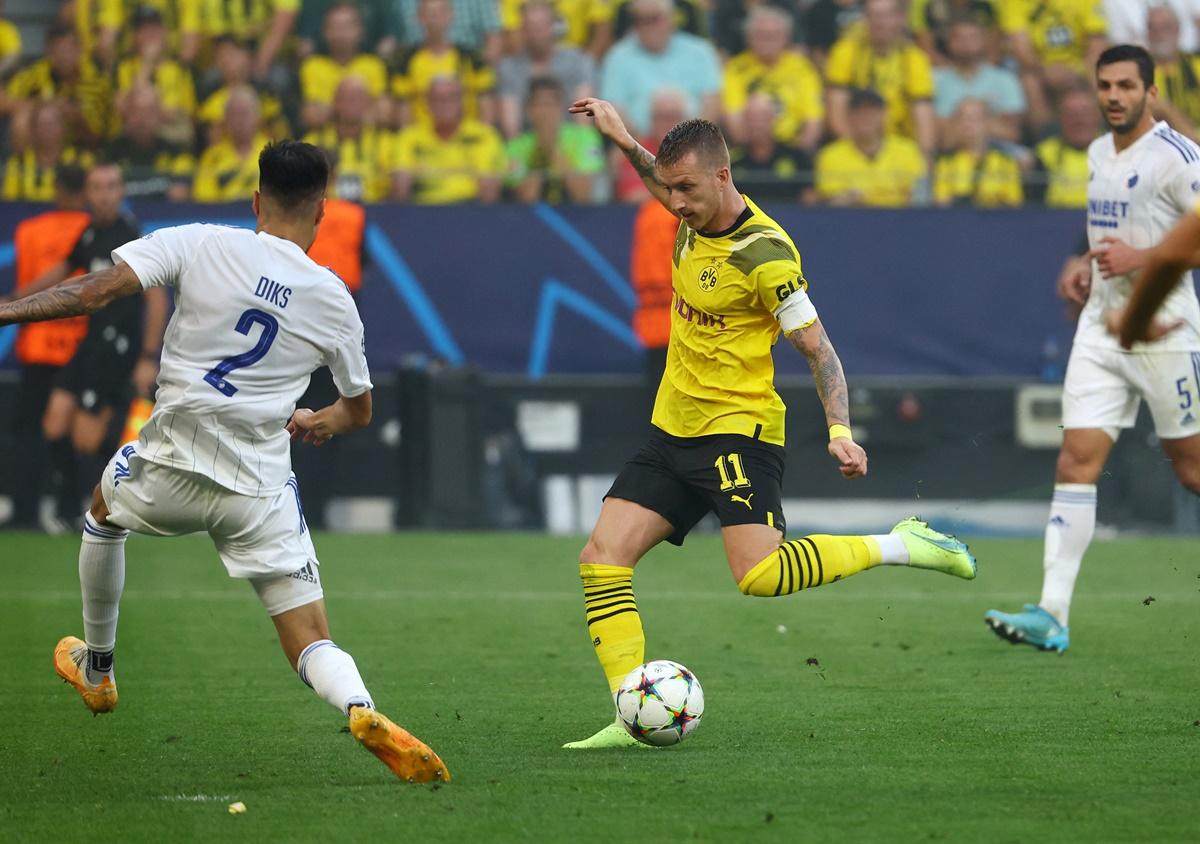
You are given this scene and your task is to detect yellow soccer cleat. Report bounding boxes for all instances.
[891,517,977,580]
[53,636,117,715]
[562,718,648,749]
[348,707,450,784]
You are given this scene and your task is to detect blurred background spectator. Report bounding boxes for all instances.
[933,97,1024,207]
[299,2,389,131]
[104,83,193,200]
[728,91,813,202]
[193,85,270,201]
[393,75,505,203]
[1031,84,1099,208]
[505,76,603,203]
[933,16,1024,145]
[393,0,496,127]
[496,0,595,138]
[816,87,926,207]
[599,0,720,135]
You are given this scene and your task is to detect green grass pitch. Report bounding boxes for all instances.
[2,531,1197,842]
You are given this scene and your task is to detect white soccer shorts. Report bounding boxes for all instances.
[1062,344,1200,440]
[99,442,323,615]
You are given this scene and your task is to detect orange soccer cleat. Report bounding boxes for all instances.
[348,707,450,784]
[53,636,118,715]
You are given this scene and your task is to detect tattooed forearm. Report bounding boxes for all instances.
[0,263,141,327]
[789,322,850,427]
[624,142,664,186]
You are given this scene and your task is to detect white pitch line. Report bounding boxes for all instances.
[157,794,234,803]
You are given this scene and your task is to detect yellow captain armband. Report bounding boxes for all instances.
[828,424,853,442]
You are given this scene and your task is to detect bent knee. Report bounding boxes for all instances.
[1173,462,1200,495]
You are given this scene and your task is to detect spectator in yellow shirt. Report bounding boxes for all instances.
[501,0,613,58]
[0,1,23,80]
[201,0,301,85]
[104,83,194,201]
[6,24,111,150]
[1148,5,1200,141]
[300,2,390,130]
[303,77,394,202]
[197,36,291,146]
[1003,0,1107,131]
[2,100,94,200]
[393,76,506,203]
[933,98,1024,207]
[393,0,496,127]
[1031,85,1097,208]
[115,8,196,144]
[815,88,927,207]
[193,86,270,202]
[825,0,936,159]
[723,5,824,153]
[64,0,121,70]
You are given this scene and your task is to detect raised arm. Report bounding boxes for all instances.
[568,97,674,214]
[0,262,142,327]
[786,318,867,479]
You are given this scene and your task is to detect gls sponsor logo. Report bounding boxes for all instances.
[775,277,803,302]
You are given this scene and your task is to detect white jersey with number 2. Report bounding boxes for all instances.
[1082,121,1200,353]
[113,223,372,497]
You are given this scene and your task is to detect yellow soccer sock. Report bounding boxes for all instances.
[580,563,645,694]
[738,535,884,597]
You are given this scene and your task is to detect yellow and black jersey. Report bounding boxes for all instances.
[500,0,611,47]
[1034,136,1089,208]
[115,57,197,117]
[73,0,121,60]
[301,53,389,104]
[934,147,1023,207]
[198,85,291,139]
[1157,56,1200,129]
[7,59,112,141]
[653,196,808,446]
[192,132,270,201]
[1001,0,1106,71]
[2,147,95,201]
[392,45,494,125]
[824,32,934,139]
[117,0,201,55]
[723,50,824,144]
[392,118,506,204]
[0,19,22,62]
[199,0,299,39]
[301,124,394,202]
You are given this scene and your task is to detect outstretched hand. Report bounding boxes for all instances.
[568,97,634,148]
[829,436,868,479]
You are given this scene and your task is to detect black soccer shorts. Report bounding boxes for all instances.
[54,345,135,413]
[606,427,786,546]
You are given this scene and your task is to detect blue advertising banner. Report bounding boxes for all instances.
[0,202,1086,377]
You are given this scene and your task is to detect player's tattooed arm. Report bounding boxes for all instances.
[789,319,867,479]
[0,262,143,327]
[568,96,675,213]
[788,319,850,427]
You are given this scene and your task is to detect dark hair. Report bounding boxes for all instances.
[656,118,729,169]
[258,141,329,211]
[213,34,251,50]
[55,163,86,195]
[848,87,886,111]
[1097,44,1155,88]
[527,76,563,99]
[326,1,362,22]
[46,22,76,43]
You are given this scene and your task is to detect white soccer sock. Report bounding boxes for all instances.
[297,640,375,715]
[869,533,910,565]
[1039,483,1097,627]
[79,513,128,683]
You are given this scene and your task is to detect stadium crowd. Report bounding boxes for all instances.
[0,0,1193,208]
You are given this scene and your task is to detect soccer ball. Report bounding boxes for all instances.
[616,660,705,747]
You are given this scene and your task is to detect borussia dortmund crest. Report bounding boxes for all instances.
[698,260,721,292]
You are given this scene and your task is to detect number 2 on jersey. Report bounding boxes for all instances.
[715,453,751,491]
[204,308,279,397]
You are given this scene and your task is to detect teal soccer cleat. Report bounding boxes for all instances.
[984,604,1069,653]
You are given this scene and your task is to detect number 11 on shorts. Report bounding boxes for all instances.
[715,453,751,491]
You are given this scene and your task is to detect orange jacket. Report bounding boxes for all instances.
[308,198,366,294]
[14,209,90,366]
[630,199,678,349]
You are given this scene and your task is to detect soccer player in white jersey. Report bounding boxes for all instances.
[985,45,1200,653]
[0,141,449,784]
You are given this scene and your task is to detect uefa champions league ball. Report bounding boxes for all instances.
[616,660,705,747]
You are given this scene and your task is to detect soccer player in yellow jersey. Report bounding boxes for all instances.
[563,96,979,749]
